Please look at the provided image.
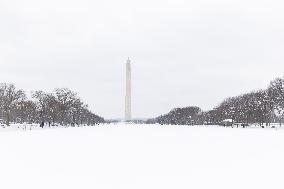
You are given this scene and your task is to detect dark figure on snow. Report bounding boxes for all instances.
[40,121,44,128]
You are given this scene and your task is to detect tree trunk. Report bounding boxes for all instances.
[52,116,55,126]
[6,111,10,126]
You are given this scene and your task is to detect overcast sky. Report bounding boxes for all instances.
[1,0,284,119]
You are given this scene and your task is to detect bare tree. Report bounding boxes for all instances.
[55,88,81,125]
[0,83,26,126]
[268,77,284,126]
[32,91,50,124]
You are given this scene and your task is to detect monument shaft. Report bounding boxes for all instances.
[125,58,132,121]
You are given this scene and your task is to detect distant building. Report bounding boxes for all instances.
[221,119,233,126]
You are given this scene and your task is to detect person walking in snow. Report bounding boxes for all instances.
[40,121,44,128]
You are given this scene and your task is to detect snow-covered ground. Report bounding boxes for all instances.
[0,123,284,189]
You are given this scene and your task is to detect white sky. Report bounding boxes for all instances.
[1,0,284,119]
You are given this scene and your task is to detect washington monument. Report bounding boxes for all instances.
[125,58,132,121]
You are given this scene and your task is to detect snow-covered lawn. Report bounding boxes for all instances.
[0,123,283,189]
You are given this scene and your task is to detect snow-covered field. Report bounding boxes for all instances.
[0,123,284,189]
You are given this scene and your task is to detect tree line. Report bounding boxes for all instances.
[148,76,284,127]
[0,83,104,126]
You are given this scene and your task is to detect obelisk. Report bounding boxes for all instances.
[125,58,132,121]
